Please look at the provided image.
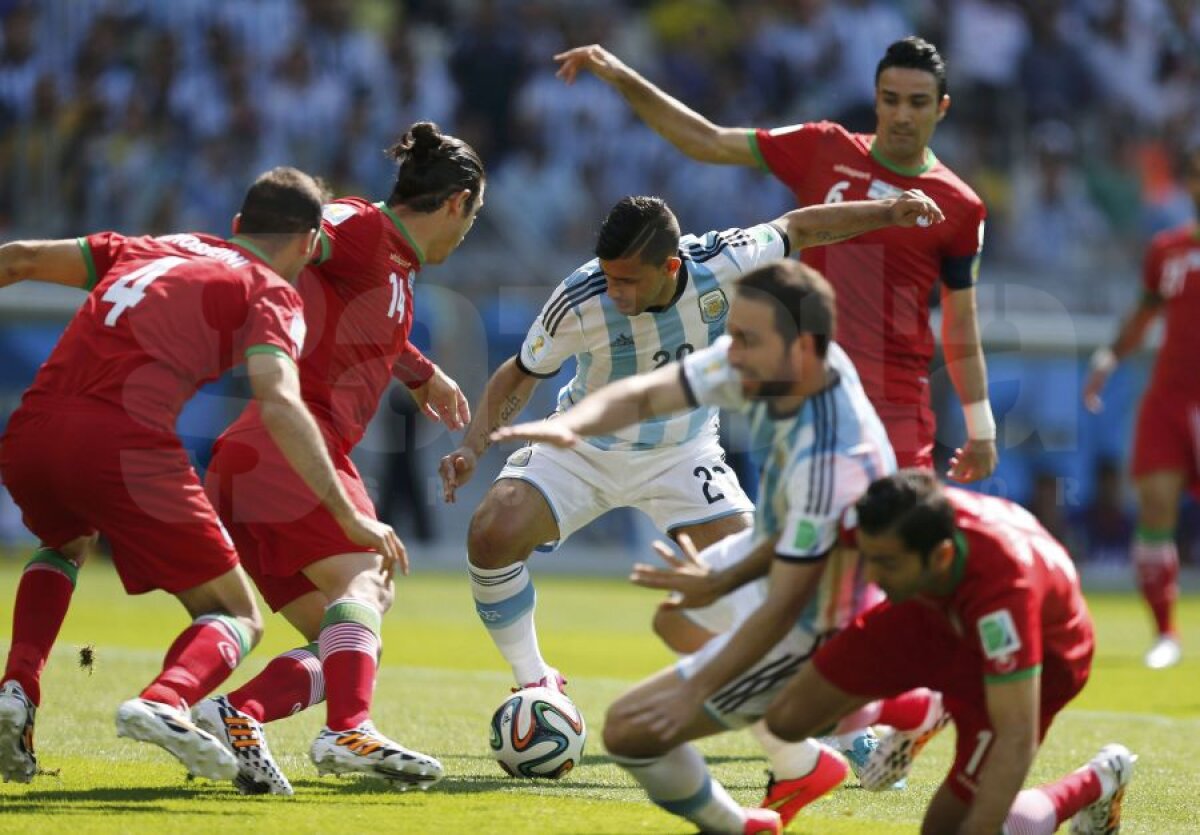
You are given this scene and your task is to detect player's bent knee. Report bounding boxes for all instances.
[764,698,807,742]
[55,533,98,566]
[467,506,532,570]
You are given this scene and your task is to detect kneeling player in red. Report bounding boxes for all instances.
[0,168,403,786]
[196,122,482,794]
[764,471,1135,834]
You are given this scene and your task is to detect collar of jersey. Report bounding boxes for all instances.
[226,236,275,267]
[375,201,426,265]
[869,140,937,177]
[644,257,690,314]
[947,530,968,592]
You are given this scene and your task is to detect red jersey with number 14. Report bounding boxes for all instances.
[20,232,305,433]
[224,197,434,453]
[752,122,986,408]
[1142,222,1200,394]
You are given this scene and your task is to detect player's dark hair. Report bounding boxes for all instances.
[856,470,957,563]
[876,36,947,99]
[735,260,835,358]
[594,196,681,265]
[237,166,326,234]
[386,121,485,213]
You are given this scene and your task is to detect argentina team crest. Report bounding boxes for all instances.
[698,289,728,324]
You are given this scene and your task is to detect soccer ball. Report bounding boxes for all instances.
[489,686,587,779]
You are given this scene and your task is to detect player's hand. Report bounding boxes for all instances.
[611,678,706,744]
[439,446,479,503]
[1082,366,1112,414]
[339,512,408,581]
[946,438,998,483]
[629,533,723,609]
[490,421,580,449]
[554,44,630,85]
[888,189,944,228]
[410,365,471,431]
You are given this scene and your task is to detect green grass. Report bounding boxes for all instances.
[0,557,1197,833]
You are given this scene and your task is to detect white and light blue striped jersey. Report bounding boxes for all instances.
[680,336,897,633]
[517,223,789,450]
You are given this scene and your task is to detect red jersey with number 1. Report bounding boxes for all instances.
[223,197,434,453]
[751,122,986,408]
[1142,222,1200,395]
[20,232,305,433]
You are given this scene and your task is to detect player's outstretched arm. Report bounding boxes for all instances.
[490,362,690,448]
[942,286,998,483]
[628,555,826,742]
[955,675,1040,833]
[1082,296,1161,414]
[439,356,541,503]
[554,44,755,166]
[778,189,944,252]
[248,352,408,578]
[0,239,92,289]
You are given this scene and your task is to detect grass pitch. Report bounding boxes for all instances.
[0,555,1197,833]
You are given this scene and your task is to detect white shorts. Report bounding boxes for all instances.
[495,434,752,551]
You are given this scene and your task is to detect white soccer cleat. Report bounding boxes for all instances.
[0,680,37,783]
[1070,743,1136,834]
[193,695,293,796]
[821,728,906,790]
[310,720,444,789]
[1144,635,1181,670]
[116,697,239,781]
[858,691,951,791]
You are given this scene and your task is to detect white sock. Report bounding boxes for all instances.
[1003,789,1057,835]
[613,745,746,834]
[469,562,548,684]
[750,719,821,779]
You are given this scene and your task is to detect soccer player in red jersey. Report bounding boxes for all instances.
[1082,144,1200,671]
[0,168,404,785]
[197,122,482,793]
[555,37,996,481]
[763,471,1135,835]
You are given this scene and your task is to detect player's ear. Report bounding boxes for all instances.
[231,213,243,235]
[937,95,950,122]
[931,538,955,571]
[665,255,682,276]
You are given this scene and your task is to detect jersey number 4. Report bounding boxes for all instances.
[101,256,187,327]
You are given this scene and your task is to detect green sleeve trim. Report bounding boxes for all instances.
[77,237,98,291]
[985,664,1041,684]
[244,344,297,367]
[747,130,770,173]
[27,548,80,587]
[314,230,332,265]
[321,599,382,634]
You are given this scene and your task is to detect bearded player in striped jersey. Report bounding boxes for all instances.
[439,189,942,709]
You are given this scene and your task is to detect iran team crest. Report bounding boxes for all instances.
[698,289,728,324]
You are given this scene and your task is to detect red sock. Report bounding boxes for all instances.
[319,599,381,731]
[876,688,935,731]
[141,615,251,709]
[3,549,79,706]
[1133,532,1179,636]
[1037,765,1102,824]
[228,642,324,723]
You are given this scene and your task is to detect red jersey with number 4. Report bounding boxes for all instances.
[20,232,304,433]
[1142,223,1200,394]
[752,122,986,408]
[224,197,433,453]
[927,487,1093,683]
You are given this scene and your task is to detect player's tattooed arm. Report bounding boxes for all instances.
[0,239,92,289]
[778,190,944,251]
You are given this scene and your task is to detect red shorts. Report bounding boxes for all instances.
[0,403,238,595]
[812,601,1093,803]
[204,418,376,611]
[1131,386,1200,494]
[873,399,935,470]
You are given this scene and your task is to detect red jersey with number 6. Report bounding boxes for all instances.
[223,197,434,453]
[1142,223,1200,395]
[751,122,986,410]
[19,232,305,433]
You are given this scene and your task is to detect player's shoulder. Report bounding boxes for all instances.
[322,195,376,225]
[540,259,605,335]
[923,157,984,208]
[1148,222,1199,253]
[766,120,853,143]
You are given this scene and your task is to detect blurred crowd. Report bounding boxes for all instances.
[0,0,1198,308]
